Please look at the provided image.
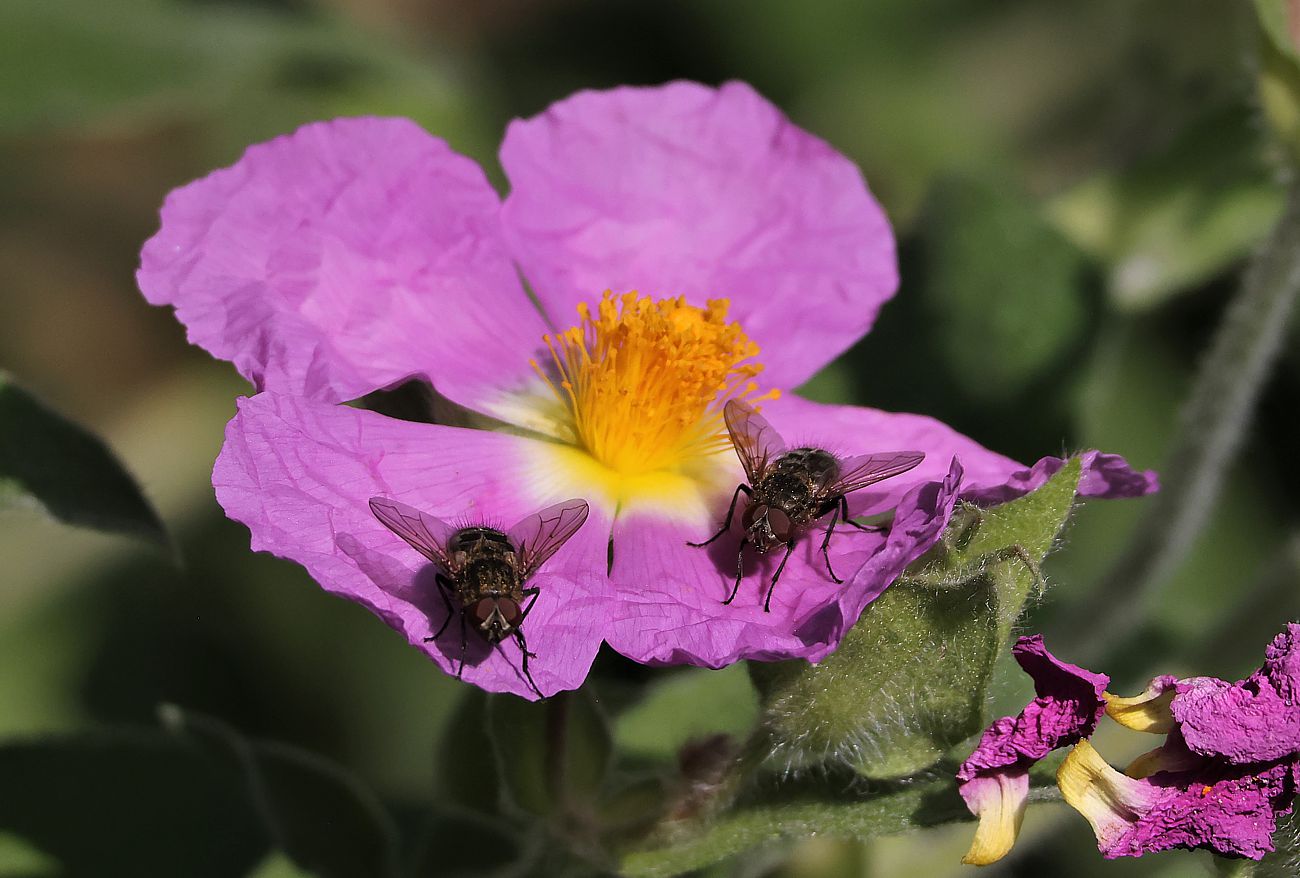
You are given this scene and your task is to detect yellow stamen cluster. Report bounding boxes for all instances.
[533,291,773,475]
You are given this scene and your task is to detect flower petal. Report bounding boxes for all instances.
[139,118,547,408]
[1172,622,1300,764]
[499,81,897,388]
[212,392,612,700]
[1105,676,1179,734]
[1059,740,1296,861]
[754,395,1157,515]
[957,635,1108,782]
[604,460,960,667]
[959,769,1029,866]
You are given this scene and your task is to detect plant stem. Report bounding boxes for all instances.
[1067,182,1300,667]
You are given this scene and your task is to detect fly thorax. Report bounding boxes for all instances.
[459,557,518,596]
[761,471,814,512]
[784,448,840,484]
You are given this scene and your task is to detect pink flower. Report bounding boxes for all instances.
[138,81,1155,699]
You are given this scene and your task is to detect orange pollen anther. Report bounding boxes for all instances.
[531,291,776,475]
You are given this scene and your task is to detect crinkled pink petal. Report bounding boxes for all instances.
[1099,758,1296,860]
[957,635,1109,783]
[1173,622,1300,764]
[755,395,1157,516]
[960,450,1159,506]
[605,460,961,667]
[212,392,613,699]
[499,81,897,389]
[139,118,547,408]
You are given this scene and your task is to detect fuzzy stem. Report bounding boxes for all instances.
[1067,183,1300,666]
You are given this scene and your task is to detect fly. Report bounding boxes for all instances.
[369,496,589,698]
[690,399,924,612]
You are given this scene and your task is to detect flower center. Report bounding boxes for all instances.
[533,291,773,476]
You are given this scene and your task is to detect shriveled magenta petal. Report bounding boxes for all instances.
[212,392,612,700]
[139,118,547,408]
[1173,622,1300,763]
[1059,740,1297,861]
[605,460,961,667]
[499,81,897,389]
[957,635,1109,783]
[755,395,1157,516]
[1104,760,1295,860]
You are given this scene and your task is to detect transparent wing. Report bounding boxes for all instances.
[509,499,590,579]
[823,451,925,497]
[368,496,455,569]
[723,399,786,485]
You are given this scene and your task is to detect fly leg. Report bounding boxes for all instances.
[514,627,543,700]
[689,484,753,547]
[517,587,540,624]
[423,573,457,642]
[838,495,887,533]
[456,609,468,679]
[722,536,749,605]
[819,502,844,585]
[763,541,796,612]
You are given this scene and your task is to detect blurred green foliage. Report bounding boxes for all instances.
[2,0,1299,876]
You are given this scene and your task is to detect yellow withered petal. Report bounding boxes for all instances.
[1058,741,1154,846]
[1104,678,1177,734]
[960,772,1028,866]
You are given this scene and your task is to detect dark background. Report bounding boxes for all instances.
[2,1,1298,875]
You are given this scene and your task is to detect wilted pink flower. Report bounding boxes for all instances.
[1059,622,1300,860]
[138,81,1155,698]
[956,635,1109,865]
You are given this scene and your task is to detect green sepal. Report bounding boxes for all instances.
[750,459,1083,780]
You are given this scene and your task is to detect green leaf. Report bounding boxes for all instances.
[613,665,758,761]
[160,704,400,878]
[620,772,968,878]
[1049,104,1282,310]
[1255,0,1300,164]
[750,459,1083,780]
[919,178,1088,401]
[487,689,613,820]
[0,730,269,877]
[0,372,167,547]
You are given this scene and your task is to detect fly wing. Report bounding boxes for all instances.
[824,451,925,497]
[723,399,786,485]
[369,497,455,569]
[509,499,590,579]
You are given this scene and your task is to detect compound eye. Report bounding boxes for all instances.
[498,598,522,627]
[741,503,762,531]
[470,599,496,626]
[766,508,793,541]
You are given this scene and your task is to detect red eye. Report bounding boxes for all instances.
[742,503,764,531]
[497,598,522,627]
[766,508,793,541]
[470,599,496,626]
